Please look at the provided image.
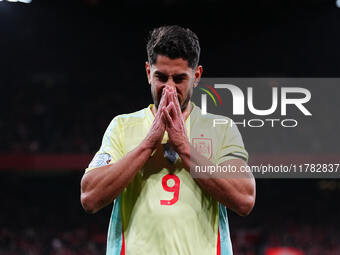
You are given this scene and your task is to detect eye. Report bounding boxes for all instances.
[173,75,186,84]
[156,74,168,83]
[173,77,184,84]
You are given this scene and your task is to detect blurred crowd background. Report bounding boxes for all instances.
[1,0,340,254]
[1,0,340,155]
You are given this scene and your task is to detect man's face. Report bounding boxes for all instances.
[146,55,202,111]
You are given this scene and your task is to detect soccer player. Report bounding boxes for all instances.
[81,25,255,255]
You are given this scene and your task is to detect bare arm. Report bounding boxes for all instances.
[81,89,169,214]
[81,141,153,214]
[177,142,255,216]
[162,87,255,216]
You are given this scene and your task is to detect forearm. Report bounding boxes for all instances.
[178,142,256,216]
[81,140,153,213]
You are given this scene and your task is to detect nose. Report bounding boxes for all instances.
[164,77,176,90]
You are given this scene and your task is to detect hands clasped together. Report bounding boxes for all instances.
[145,86,189,154]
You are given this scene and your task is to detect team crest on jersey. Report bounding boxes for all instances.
[192,138,213,160]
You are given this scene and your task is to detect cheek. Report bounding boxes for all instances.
[151,82,164,98]
[180,82,193,96]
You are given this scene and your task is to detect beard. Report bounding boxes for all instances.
[152,85,193,112]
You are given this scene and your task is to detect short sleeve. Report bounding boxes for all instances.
[85,117,124,173]
[216,123,248,165]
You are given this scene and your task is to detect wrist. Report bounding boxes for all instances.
[140,139,155,155]
[175,138,190,157]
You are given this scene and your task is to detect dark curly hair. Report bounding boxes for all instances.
[146,25,201,69]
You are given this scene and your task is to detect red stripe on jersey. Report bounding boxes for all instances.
[217,227,221,255]
[120,229,125,255]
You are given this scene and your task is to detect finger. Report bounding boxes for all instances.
[158,89,168,109]
[166,102,176,117]
[163,106,173,128]
[164,86,173,103]
[165,87,173,104]
[160,112,166,126]
[161,111,166,123]
[159,88,171,113]
[169,89,178,105]
[171,91,182,116]
[170,92,186,129]
[163,106,172,127]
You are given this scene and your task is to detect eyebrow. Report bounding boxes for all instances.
[154,71,188,78]
[154,71,168,77]
[173,73,188,79]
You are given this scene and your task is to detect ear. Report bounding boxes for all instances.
[193,65,203,88]
[145,61,151,85]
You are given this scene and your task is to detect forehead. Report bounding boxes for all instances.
[151,55,192,75]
